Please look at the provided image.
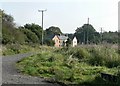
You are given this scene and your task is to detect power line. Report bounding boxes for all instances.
[38,9,47,45]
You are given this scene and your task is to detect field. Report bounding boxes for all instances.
[16,45,120,85]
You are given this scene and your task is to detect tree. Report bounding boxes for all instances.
[102,31,118,44]
[45,26,63,36]
[2,10,15,27]
[24,23,42,43]
[20,28,39,43]
[2,11,25,44]
[75,24,100,44]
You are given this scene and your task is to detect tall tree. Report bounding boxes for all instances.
[75,24,100,44]
[45,26,63,36]
[20,28,39,43]
[24,23,42,44]
[2,11,25,44]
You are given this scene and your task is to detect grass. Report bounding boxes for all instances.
[2,44,42,56]
[16,45,120,85]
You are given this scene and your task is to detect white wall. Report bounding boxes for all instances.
[72,37,77,47]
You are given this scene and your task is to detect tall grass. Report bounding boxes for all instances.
[55,45,120,68]
[16,45,119,85]
[2,44,42,56]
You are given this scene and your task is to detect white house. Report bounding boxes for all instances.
[72,37,77,47]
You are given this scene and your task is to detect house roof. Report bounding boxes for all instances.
[44,34,55,40]
[58,35,68,40]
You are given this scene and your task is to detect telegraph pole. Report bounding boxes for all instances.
[84,31,85,44]
[38,9,47,45]
[87,17,89,24]
[87,18,89,44]
[100,27,103,44]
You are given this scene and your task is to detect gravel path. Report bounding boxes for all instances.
[2,53,60,85]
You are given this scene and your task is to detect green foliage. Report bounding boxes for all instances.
[73,48,90,59]
[102,31,118,44]
[88,46,120,68]
[2,11,26,45]
[2,12,42,45]
[2,10,14,27]
[2,25,26,44]
[24,23,42,43]
[2,44,40,56]
[45,26,63,35]
[20,29,39,43]
[16,45,119,85]
[3,44,21,55]
[75,24,118,44]
[75,24,99,44]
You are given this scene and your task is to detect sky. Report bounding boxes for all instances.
[0,0,119,33]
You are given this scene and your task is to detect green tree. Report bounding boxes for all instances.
[20,29,39,43]
[2,10,15,27]
[45,26,63,36]
[75,24,100,44]
[2,11,26,44]
[24,23,42,43]
[102,31,118,44]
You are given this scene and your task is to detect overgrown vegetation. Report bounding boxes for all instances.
[16,45,120,85]
[2,44,41,56]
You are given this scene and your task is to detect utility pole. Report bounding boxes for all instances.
[84,31,85,44]
[87,18,89,44]
[101,28,102,44]
[87,17,89,24]
[38,9,47,45]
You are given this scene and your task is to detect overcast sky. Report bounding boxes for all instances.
[1,0,119,33]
